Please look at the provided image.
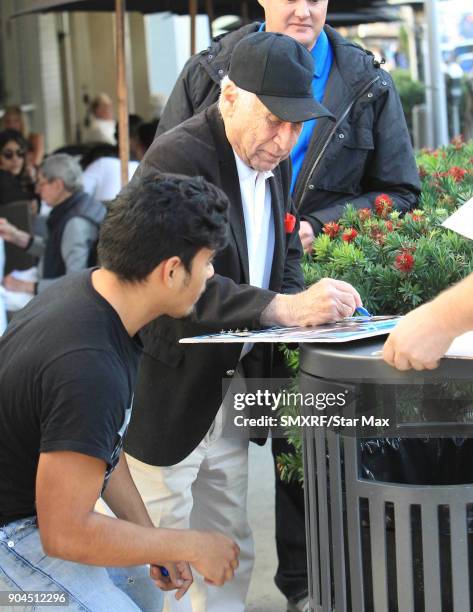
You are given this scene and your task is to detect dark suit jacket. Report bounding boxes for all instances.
[0,170,33,206]
[125,103,304,465]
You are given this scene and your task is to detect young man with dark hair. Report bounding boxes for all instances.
[0,175,240,611]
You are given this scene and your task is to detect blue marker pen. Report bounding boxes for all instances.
[354,306,372,317]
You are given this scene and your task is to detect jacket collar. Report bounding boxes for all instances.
[206,104,250,283]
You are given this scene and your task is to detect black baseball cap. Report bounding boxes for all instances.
[228,32,334,123]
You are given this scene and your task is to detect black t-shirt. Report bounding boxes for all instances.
[0,270,142,525]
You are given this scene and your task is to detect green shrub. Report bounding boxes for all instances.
[278,138,473,482]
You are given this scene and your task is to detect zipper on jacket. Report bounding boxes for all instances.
[296,75,381,210]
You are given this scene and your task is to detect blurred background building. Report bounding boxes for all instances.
[0,0,472,154]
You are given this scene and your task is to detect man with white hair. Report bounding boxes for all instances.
[0,153,105,295]
[126,32,363,612]
[149,3,422,608]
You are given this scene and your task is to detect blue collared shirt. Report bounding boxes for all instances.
[258,24,333,193]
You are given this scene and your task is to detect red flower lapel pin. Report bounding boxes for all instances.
[284,212,296,234]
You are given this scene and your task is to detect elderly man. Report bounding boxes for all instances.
[125,32,362,612]
[157,0,420,252]
[157,3,421,608]
[0,153,105,296]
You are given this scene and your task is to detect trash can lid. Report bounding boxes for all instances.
[299,338,473,381]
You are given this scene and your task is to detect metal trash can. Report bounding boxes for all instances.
[299,338,473,612]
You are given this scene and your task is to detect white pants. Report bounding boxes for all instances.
[127,406,253,612]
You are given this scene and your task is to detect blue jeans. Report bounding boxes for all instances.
[0,517,164,611]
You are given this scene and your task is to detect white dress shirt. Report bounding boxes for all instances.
[83,157,139,202]
[233,153,275,289]
[234,152,275,357]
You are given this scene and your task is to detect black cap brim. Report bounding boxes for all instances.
[257,94,335,123]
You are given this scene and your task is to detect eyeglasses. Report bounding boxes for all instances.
[1,148,25,160]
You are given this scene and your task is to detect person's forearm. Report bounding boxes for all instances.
[45,511,202,568]
[8,227,31,249]
[261,294,293,327]
[430,274,473,337]
[190,274,275,333]
[102,452,153,527]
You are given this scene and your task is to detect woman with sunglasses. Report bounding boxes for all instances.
[0,129,36,206]
[1,105,44,168]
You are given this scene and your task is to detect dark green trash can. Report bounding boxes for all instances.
[299,338,473,612]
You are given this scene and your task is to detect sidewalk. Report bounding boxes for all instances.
[246,443,287,612]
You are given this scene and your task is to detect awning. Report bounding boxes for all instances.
[11,0,401,25]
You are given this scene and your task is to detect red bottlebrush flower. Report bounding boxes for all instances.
[447,166,467,182]
[407,209,424,223]
[284,212,296,233]
[407,212,423,222]
[370,228,385,245]
[323,221,341,239]
[374,194,393,218]
[395,251,415,273]
[358,208,372,221]
[342,228,358,243]
[385,220,394,232]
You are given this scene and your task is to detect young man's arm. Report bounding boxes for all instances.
[383,272,473,371]
[102,452,192,599]
[36,451,239,588]
[101,451,153,525]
